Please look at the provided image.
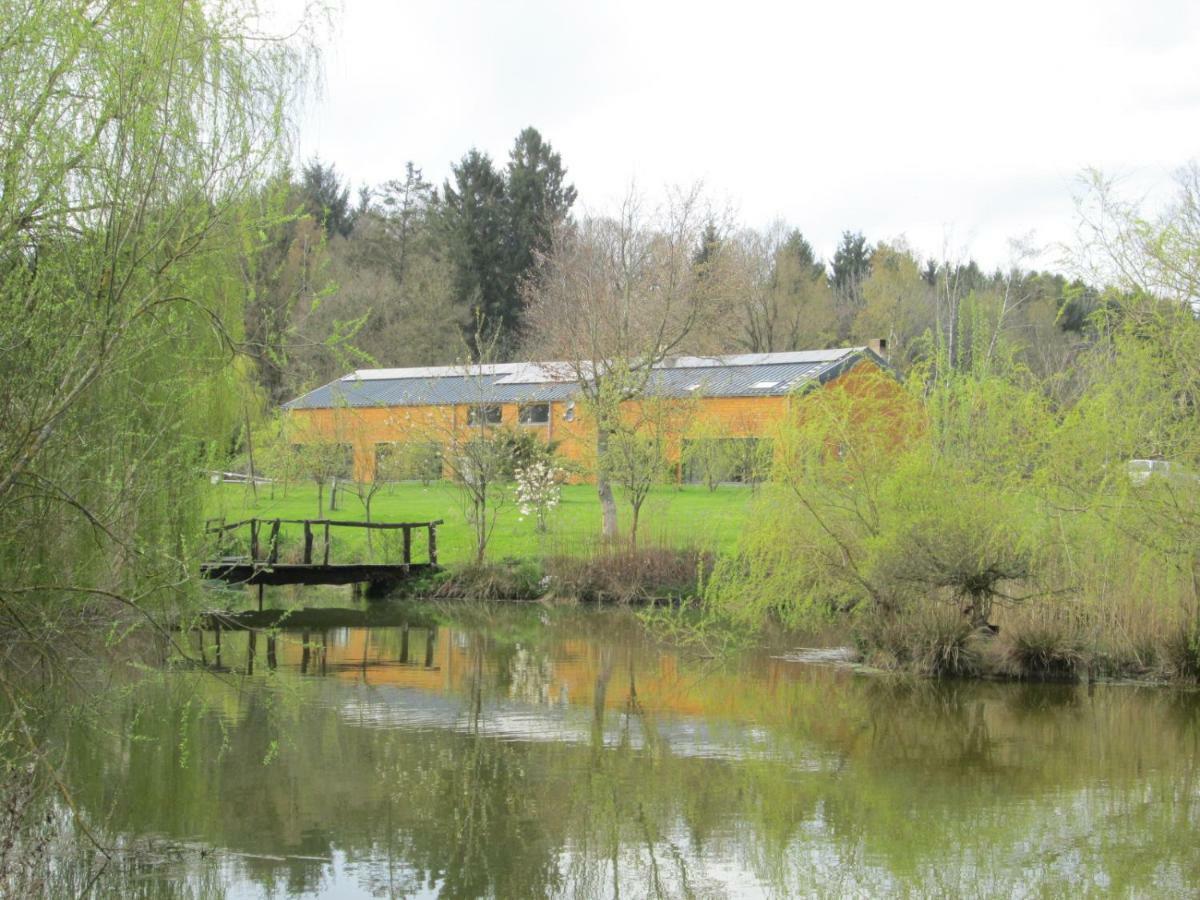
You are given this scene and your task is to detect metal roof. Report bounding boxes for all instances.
[283,347,883,410]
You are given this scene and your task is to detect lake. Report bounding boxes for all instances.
[54,600,1200,898]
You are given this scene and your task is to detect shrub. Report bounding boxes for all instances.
[854,604,984,678]
[430,559,546,601]
[1000,621,1086,681]
[543,545,711,604]
[1163,621,1200,681]
[515,460,563,533]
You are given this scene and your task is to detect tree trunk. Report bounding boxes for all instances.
[596,426,618,539]
[474,496,487,565]
[364,494,373,557]
[317,481,324,519]
[243,403,258,503]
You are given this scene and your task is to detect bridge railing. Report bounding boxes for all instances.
[204,517,442,567]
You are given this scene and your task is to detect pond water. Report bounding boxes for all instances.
[58,601,1200,898]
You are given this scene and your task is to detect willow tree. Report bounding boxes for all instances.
[0,0,311,635]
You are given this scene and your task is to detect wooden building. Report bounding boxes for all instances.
[282,344,896,483]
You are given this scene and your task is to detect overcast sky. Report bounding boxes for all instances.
[272,0,1199,270]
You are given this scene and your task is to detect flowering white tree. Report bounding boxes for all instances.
[515,461,562,533]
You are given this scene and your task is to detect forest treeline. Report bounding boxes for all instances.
[252,130,1107,405]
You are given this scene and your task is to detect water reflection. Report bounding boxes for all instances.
[60,606,1200,897]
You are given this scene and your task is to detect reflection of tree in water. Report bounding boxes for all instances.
[377,633,563,898]
[52,615,1200,897]
[563,647,704,898]
[507,644,562,706]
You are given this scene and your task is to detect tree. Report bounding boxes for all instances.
[0,0,312,824]
[242,202,340,404]
[515,459,563,533]
[524,185,729,538]
[830,230,872,332]
[505,127,577,298]
[256,414,304,500]
[370,162,436,283]
[408,320,514,564]
[300,158,356,238]
[683,418,739,491]
[286,410,353,519]
[854,241,934,369]
[344,440,414,556]
[440,150,513,353]
[730,225,837,352]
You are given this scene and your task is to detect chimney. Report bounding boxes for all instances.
[867,337,889,359]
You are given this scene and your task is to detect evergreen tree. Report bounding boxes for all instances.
[778,230,826,283]
[372,162,436,282]
[830,231,872,334]
[441,149,513,351]
[505,127,577,291]
[301,159,355,238]
[831,231,871,299]
[693,221,723,267]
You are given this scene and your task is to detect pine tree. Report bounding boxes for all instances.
[300,159,355,238]
[830,231,872,332]
[440,149,513,351]
[778,230,826,283]
[505,127,577,318]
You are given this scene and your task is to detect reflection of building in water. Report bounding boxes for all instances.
[272,625,853,726]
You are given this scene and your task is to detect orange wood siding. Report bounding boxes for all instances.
[284,359,908,482]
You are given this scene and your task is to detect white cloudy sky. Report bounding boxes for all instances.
[271,0,1199,269]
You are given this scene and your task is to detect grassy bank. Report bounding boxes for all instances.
[207,480,747,603]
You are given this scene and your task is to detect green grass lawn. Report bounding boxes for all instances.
[207,480,757,566]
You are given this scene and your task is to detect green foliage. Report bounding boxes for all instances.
[439,129,577,354]
[0,0,307,627]
[707,298,1200,677]
[376,441,443,485]
[300,158,356,238]
[505,127,577,291]
[493,426,561,479]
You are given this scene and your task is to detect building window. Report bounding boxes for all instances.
[682,438,770,485]
[467,404,502,426]
[518,402,550,425]
[564,401,576,422]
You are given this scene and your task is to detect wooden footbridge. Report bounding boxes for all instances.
[200,516,442,592]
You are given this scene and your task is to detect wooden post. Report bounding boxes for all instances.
[267,519,281,564]
[247,629,257,676]
[301,629,311,674]
[403,526,412,567]
[303,521,313,564]
[428,523,438,565]
[266,634,277,671]
[323,523,331,566]
[424,629,435,668]
[214,621,222,669]
[400,623,410,664]
[257,583,264,612]
[250,519,260,561]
